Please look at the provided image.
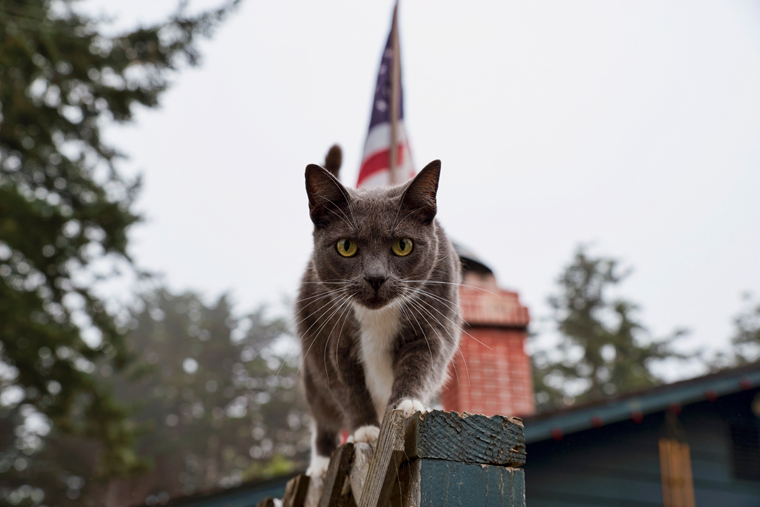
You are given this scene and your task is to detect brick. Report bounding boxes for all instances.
[442,275,535,417]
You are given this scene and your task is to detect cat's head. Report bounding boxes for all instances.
[305,161,442,310]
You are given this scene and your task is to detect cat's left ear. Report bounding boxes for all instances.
[305,164,351,229]
[402,160,441,225]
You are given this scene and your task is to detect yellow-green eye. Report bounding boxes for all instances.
[336,239,357,257]
[392,238,413,257]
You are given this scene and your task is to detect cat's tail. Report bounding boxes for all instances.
[324,144,342,179]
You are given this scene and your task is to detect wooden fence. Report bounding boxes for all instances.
[256,409,526,507]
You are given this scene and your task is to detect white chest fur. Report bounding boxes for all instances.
[352,303,401,421]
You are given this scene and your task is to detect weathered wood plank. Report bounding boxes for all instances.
[349,442,374,501]
[358,411,406,507]
[282,473,311,507]
[404,411,526,467]
[304,472,324,507]
[306,410,525,507]
[318,443,355,507]
[400,460,525,507]
[337,475,358,507]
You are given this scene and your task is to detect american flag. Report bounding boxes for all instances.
[356,6,415,189]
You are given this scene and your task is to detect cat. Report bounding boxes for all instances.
[296,148,462,477]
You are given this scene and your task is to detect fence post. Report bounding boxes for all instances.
[274,409,526,507]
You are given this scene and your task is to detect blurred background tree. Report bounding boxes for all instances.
[0,1,239,505]
[729,294,760,365]
[101,288,309,506]
[531,246,692,412]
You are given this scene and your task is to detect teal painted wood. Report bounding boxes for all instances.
[524,366,760,443]
[411,460,525,507]
[165,480,288,507]
[407,411,526,467]
[526,389,760,507]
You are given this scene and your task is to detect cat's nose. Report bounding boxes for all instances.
[365,274,387,292]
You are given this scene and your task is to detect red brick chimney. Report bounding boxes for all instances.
[441,248,535,417]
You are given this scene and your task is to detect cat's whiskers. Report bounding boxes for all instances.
[391,205,427,234]
[282,293,353,378]
[403,286,464,313]
[401,292,471,387]
[298,293,351,344]
[322,296,354,387]
[398,298,433,363]
[293,287,349,305]
[298,294,353,375]
[324,207,355,231]
[435,252,451,263]
[314,193,357,232]
[407,292,493,351]
[403,293,454,346]
[290,288,350,330]
[293,289,349,306]
[301,281,353,285]
[447,346,462,388]
[389,191,415,232]
[399,297,425,337]
[457,347,471,387]
[333,296,355,378]
[402,280,503,299]
[330,184,359,231]
[401,293,449,362]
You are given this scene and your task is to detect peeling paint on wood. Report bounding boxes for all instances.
[301,410,526,507]
[401,460,525,507]
[404,411,526,467]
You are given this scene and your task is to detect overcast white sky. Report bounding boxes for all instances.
[85,0,760,379]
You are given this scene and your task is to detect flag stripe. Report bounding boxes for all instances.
[362,123,408,159]
[357,144,405,187]
[356,7,414,189]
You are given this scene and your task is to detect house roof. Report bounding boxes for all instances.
[522,362,760,444]
[160,472,299,507]
[452,241,494,275]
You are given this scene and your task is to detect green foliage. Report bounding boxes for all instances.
[0,0,239,504]
[102,288,309,505]
[730,294,760,365]
[532,246,691,411]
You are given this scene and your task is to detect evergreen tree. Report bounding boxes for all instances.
[532,246,690,411]
[102,288,309,506]
[730,293,760,365]
[0,1,238,504]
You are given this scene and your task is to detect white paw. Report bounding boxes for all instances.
[396,398,426,418]
[352,425,380,444]
[306,455,330,477]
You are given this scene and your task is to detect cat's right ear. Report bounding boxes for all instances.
[305,164,351,229]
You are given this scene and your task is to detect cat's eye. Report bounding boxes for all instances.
[336,239,358,257]
[392,238,413,257]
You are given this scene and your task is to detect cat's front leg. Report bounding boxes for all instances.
[334,362,382,444]
[388,340,435,418]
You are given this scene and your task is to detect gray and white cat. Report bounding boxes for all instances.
[296,153,461,476]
